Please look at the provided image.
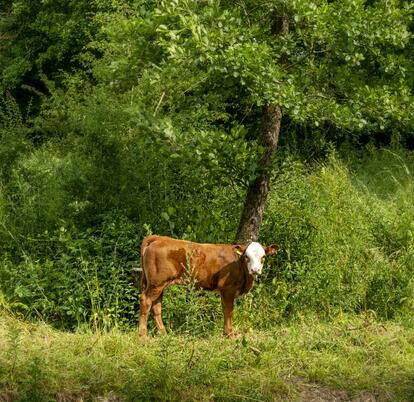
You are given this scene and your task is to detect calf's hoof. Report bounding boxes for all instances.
[138,329,147,338]
[223,329,238,339]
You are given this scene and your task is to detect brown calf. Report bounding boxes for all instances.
[138,235,278,337]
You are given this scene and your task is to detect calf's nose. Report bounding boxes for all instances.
[251,266,262,275]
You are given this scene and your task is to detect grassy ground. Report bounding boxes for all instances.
[1,312,413,401]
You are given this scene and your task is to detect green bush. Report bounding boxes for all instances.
[0,218,140,330]
[260,152,414,321]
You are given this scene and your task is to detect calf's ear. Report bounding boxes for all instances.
[233,245,246,256]
[264,244,279,255]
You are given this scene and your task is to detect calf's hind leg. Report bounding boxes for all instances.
[138,286,164,337]
[152,292,166,334]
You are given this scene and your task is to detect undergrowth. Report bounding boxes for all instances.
[1,148,414,331]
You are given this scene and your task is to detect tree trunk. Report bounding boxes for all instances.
[235,104,282,243]
[235,13,288,244]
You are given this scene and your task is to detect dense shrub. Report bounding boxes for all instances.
[1,149,414,332]
[259,151,414,322]
[0,218,140,330]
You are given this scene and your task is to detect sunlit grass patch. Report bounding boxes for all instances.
[1,313,414,401]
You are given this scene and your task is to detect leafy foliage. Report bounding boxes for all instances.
[0,0,117,92]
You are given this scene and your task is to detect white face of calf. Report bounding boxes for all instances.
[245,242,266,275]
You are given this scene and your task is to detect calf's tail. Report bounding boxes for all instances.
[139,235,158,291]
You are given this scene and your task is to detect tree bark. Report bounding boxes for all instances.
[235,104,282,243]
[235,13,288,244]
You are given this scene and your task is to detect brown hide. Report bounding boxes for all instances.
[138,235,278,337]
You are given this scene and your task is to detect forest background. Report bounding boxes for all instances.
[1,0,414,400]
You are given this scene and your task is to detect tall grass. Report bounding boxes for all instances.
[0,312,413,401]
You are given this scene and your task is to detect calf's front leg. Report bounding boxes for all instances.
[220,290,237,337]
